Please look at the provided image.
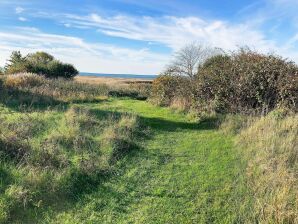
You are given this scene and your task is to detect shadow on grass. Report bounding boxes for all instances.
[4,98,220,222]
[108,90,147,100]
[0,87,107,112]
[0,87,68,112]
[89,108,219,132]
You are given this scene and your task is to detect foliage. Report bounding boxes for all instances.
[150,48,298,114]
[46,60,79,79]
[197,49,298,113]
[150,74,193,109]
[4,51,28,74]
[4,51,78,78]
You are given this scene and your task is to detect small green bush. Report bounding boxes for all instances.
[150,75,192,107]
[46,60,78,79]
[4,51,78,79]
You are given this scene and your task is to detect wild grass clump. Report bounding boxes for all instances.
[236,111,298,223]
[109,82,152,100]
[0,105,140,222]
[0,73,109,109]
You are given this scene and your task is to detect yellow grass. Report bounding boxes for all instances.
[237,111,298,223]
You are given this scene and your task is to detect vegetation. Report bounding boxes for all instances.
[0,75,142,223]
[151,47,298,115]
[0,73,108,109]
[237,111,298,223]
[4,51,78,78]
[0,47,297,223]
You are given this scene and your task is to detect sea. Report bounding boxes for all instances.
[80,72,157,80]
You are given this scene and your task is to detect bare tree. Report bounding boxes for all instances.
[165,43,221,78]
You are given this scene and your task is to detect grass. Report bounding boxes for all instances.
[37,98,249,223]
[0,74,296,223]
[237,111,298,223]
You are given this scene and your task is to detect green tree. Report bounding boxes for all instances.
[27,51,54,64]
[3,51,79,79]
[47,60,79,79]
[4,51,28,74]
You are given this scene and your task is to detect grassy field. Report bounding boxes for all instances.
[4,98,250,223]
[0,74,296,223]
[47,98,249,223]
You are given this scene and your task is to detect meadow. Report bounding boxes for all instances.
[0,72,296,224]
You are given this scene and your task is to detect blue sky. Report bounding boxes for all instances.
[0,0,298,74]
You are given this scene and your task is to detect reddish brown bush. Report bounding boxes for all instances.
[196,49,298,114]
[150,75,193,107]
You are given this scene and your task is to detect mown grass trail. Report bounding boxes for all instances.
[49,98,248,223]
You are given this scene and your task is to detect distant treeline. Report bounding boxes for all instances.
[1,51,78,78]
[150,45,298,114]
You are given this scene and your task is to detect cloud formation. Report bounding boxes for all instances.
[61,12,298,61]
[0,27,168,74]
[1,0,298,74]
[15,7,24,14]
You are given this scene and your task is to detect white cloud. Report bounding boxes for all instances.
[57,12,298,63]
[3,5,298,74]
[15,7,24,14]
[18,17,27,22]
[0,27,168,74]
[60,13,278,52]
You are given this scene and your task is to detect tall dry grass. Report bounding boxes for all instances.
[236,111,298,223]
[1,73,109,105]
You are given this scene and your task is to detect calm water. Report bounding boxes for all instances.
[80,72,157,80]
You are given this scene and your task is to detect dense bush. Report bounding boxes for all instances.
[151,48,298,114]
[4,51,78,78]
[197,49,298,113]
[150,74,193,110]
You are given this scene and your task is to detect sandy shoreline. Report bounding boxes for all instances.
[75,75,153,86]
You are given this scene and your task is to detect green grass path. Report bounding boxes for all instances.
[51,98,247,223]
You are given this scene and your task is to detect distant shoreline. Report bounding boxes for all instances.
[80,72,157,80]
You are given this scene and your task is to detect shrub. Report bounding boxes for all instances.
[151,46,298,114]
[46,60,78,79]
[196,49,298,114]
[150,75,192,108]
[4,51,78,79]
